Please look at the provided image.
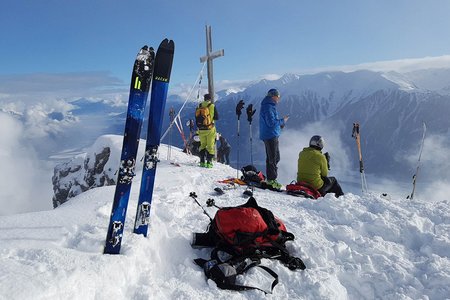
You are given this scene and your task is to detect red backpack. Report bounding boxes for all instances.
[192,196,305,294]
[286,181,322,199]
[192,197,305,267]
[213,205,286,249]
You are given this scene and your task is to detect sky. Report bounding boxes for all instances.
[2,0,450,92]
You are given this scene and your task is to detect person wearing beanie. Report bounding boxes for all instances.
[196,93,219,168]
[297,135,344,197]
[259,88,289,189]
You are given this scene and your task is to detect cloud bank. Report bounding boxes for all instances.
[0,112,53,215]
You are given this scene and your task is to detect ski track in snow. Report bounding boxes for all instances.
[1,136,449,300]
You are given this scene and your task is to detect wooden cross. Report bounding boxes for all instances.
[200,25,224,103]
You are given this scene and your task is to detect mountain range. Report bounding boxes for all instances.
[3,67,450,199]
[167,69,450,186]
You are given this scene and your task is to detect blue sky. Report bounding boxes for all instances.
[1,0,450,90]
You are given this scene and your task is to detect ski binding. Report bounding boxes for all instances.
[135,201,151,228]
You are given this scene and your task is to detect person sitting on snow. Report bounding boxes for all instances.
[297,135,344,197]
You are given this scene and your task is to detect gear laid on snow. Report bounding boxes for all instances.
[191,195,306,294]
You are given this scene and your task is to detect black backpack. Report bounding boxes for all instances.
[240,165,265,184]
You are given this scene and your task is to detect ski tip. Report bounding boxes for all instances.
[158,38,175,50]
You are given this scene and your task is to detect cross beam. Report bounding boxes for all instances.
[200,25,224,103]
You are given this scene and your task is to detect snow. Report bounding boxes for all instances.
[1,135,449,300]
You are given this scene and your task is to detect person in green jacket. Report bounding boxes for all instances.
[297,135,344,197]
[196,94,219,168]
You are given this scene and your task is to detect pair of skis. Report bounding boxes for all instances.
[104,39,175,255]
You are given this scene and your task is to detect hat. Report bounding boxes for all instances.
[267,89,280,97]
[204,93,212,101]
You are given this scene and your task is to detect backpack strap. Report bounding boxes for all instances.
[194,255,279,294]
[265,237,306,270]
[218,264,279,294]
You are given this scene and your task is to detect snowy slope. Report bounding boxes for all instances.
[1,135,449,300]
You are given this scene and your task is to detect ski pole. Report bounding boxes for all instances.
[246,104,256,166]
[206,198,222,209]
[168,107,175,160]
[407,122,426,200]
[352,123,369,193]
[236,100,245,178]
[189,192,213,221]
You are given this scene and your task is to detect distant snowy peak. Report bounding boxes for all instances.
[403,68,450,95]
[237,70,406,104]
[381,71,418,91]
[279,73,300,84]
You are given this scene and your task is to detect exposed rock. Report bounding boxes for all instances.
[52,135,121,208]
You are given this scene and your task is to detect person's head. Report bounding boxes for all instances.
[204,93,212,101]
[267,89,280,102]
[309,135,324,150]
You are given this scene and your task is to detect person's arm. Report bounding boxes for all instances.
[320,154,328,177]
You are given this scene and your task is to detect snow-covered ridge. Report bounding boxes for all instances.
[381,71,418,91]
[3,134,448,299]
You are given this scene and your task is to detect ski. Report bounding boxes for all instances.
[134,39,175,236]
[407,122,427,200]
[352,123,369,194]
[104,46,155,254]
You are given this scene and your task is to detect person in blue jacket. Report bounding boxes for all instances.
[259,88,289,189]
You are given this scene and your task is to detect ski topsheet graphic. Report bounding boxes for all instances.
[104,46,155,254]
[134,39,175,236]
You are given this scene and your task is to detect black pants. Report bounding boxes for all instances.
[217,148,230,164]
[318,176,344,197]
[222,149,230,165]
[263,137,280,181]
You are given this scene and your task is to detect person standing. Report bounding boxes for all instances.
[259,88,289,189]
[195,94,219,168]
[297,135,344,197]
[217,134,231,165]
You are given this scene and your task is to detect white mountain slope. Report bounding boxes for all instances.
[1,135,449,300]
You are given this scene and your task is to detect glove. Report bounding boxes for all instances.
[324,152,330,170]
[236,100,245,117]
[246,104,256,123]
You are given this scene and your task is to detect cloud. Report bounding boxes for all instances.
[0,73,127,215]
[367,131,450,201]
[0,112,53,215]
[301,55,450,75]
[0,72,126,105]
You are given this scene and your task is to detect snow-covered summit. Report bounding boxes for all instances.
[1,135,449,299]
